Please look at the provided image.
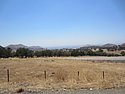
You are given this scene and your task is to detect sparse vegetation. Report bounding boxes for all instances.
[0,57,125,90]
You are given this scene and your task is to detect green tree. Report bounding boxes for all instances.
[16,48,33,58]
[0,46,6,58]
[121,51,125,56]
[6,48,12,57]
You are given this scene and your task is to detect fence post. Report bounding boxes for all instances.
[77,71,79,81]
[44,71,46,80]
[103,71,105,80]
[7,69,9,82]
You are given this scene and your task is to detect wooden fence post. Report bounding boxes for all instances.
[44,71,46,80]
[103,71,105,80]
[7,69,9,82]
[78,71,80,80]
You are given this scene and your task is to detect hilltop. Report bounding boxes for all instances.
[6,44,44,51]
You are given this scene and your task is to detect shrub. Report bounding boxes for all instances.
[16,88,24,93]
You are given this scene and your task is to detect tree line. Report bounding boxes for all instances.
[0,46,125,58]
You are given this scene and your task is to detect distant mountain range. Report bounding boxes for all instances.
[1,43,125,51]
[80,43,125,50]
[28,46,45,51]
[102,43,117,48]
[5,44,45,51]
[121,43,125,47]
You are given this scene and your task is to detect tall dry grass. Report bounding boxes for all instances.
[0,57,125,90]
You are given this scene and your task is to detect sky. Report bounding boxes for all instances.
[0,0,125,47]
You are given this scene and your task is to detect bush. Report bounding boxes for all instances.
[16,88,24,93]
[121,51,125,56]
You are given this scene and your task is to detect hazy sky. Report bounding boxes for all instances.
[0,0,125,47]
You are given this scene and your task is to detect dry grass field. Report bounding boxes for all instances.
[0,57,125,91]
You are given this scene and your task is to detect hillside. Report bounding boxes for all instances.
[102,43,117,48]
[121,43,125,47]
[28,46,44,51]
[6,44,28,51]
[6,44,44,51]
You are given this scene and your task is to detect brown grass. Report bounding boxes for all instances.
[0,57,125,90]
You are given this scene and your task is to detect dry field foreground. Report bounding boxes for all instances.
[0,57,125,91]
